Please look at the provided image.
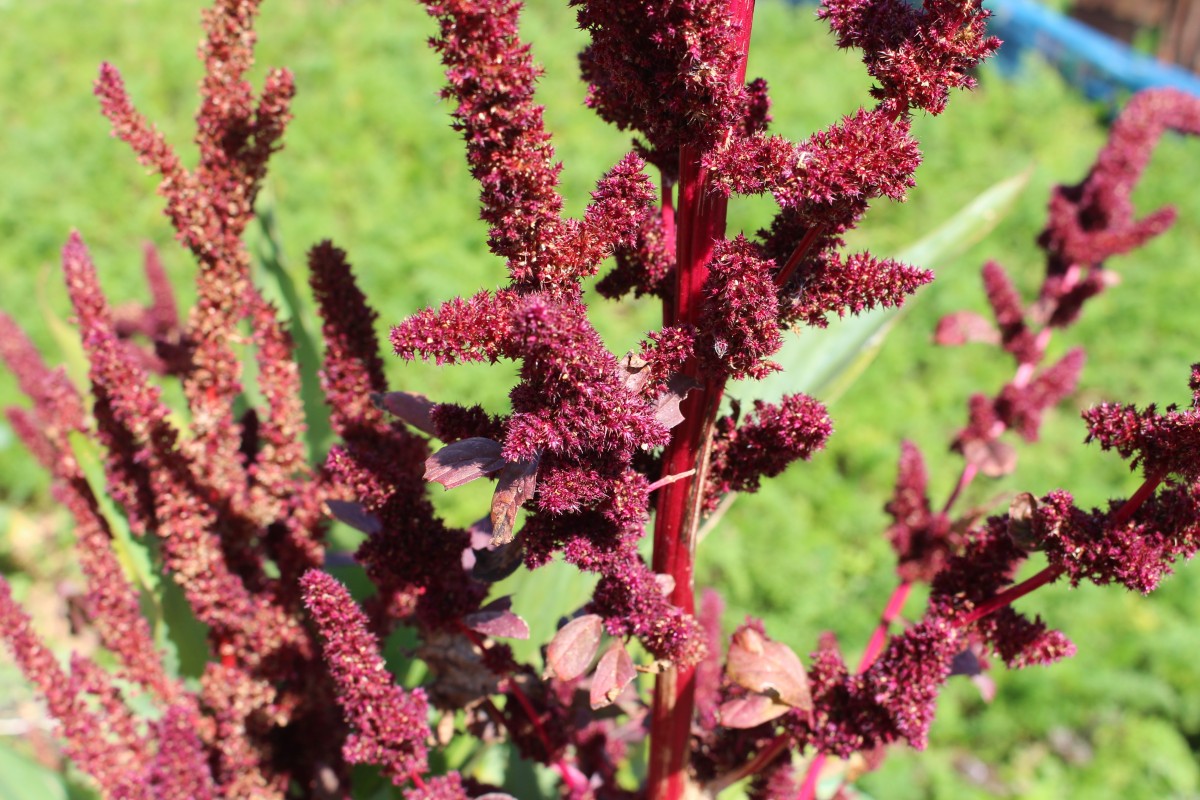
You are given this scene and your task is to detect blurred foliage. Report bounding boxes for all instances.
[0,1,1198,798]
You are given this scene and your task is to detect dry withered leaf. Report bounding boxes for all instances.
[726,626,812,712]
[425,437,508,489]
[618,351,651,394]
[590,640,636,709]
[372,391,438,436]
[654,373,699,430]
[546,614,603,681]
[961,437,1017,478]
[490,456,539,546]
[1007,491,1040,549]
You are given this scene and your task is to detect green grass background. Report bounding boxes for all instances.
[1,0,1198,797]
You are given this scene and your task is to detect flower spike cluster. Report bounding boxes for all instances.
[818,0,1000,117]
[574,0,755,181]
[7,1,1200,799]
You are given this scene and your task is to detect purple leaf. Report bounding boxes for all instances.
[933,311,1000,346]
[471,539,525,583]
[463,600,530,640]
[546,614,603,681]
[425,437,508,489]
[372,391,438,436]
[717,694,790,729]
[590,641,636,709]
[324,499,382,536]
[725,627,812,711]
[490,456,539,546]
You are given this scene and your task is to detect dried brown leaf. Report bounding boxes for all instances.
[618,351,651,394]
[654,373,699,430]
[726,627,811,711]
[590,641,636,709]
[490,457,539,546]
[425,437,508,489]
[1007,491,1040,549]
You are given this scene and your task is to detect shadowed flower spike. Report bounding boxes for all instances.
[148,704,218,800]
[308,240,390,433]
[302,570,431,786]
[0,581,152,799]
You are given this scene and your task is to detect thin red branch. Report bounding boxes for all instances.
[773,224,824,288]
[857,580,913,671]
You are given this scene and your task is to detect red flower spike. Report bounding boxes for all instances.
[707,394,832,503]
[818,0,999,116]
[419,0,570,290]
[597,212,677,301]
[786,250,933,328]
[1038,89,1200,327]
[575,0,756,181]
[301,570,431,786]
[1084,388,1200,483]
[698,235,784,380]
[885,441,958,583]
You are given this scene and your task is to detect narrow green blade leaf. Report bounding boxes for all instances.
[737,168,1032,406]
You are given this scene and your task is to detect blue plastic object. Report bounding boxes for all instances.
[986,0,1200,101]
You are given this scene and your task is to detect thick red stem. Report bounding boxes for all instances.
[647,4,755,798]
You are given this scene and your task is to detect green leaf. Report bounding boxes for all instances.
[735,168,1033,407]
[252,187,333,462]
[0,743,68,800]
[65,431,157,596]
[495,558,597,665]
